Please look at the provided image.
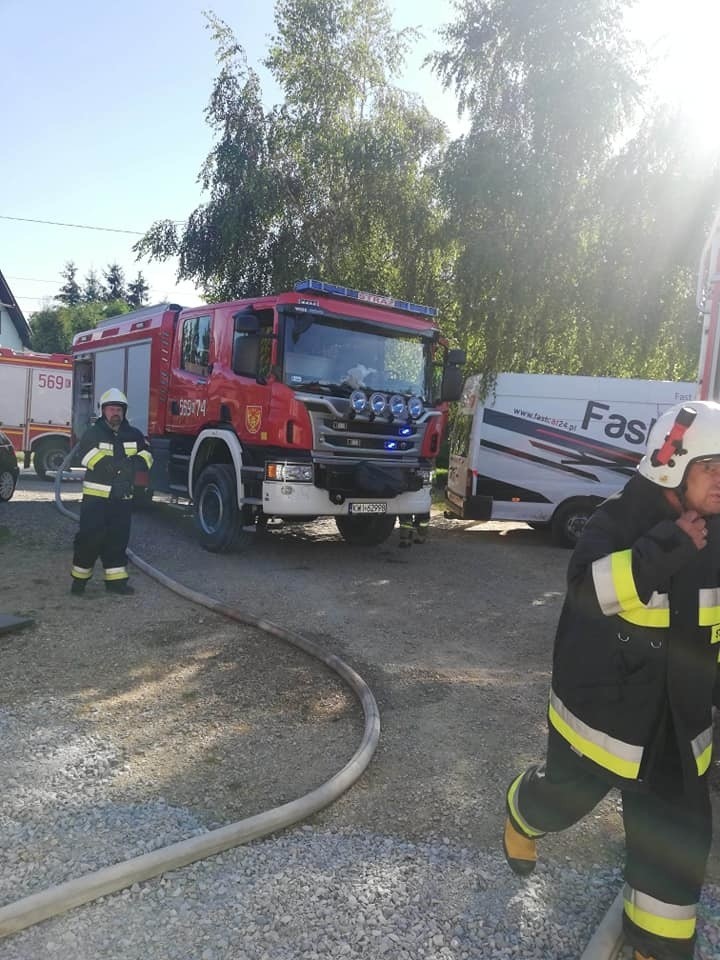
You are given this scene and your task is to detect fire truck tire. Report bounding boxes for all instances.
[34,440,70,480]
[335,514,397,546]
[550,498,595,548]
[194,464,245,553]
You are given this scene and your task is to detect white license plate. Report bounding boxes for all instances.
[349,502,387,515]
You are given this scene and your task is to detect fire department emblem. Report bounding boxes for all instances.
[245,405,262,434]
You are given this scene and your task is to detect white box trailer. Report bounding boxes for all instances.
[444,372,696,547]
[0,348,73,478]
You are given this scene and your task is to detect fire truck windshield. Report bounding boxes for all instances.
[282,313,430,399]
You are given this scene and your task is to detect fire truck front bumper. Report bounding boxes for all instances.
[261,459,432,517]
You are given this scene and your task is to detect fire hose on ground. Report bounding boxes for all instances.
[0,452,381,938]
[0,457,628,959]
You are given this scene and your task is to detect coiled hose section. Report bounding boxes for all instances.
[0,452,381,938]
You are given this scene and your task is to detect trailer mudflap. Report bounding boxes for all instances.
[445,489,493,520]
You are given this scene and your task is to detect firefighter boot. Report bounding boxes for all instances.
[70,579,86,596]
[398,525,413,548]
[413,520,429,544]
[105,580,135,596]
[503,818,537,877]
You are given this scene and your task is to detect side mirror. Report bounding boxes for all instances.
[440,365,464,403]
[447,348,466,366]
[233,311,260,334]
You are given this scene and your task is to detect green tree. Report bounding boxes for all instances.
[429,0,642,379]
[103,263,127,302]
[127,271,149,307]
[29,300,132,354]
[82,269,103,302]
[57,261,82,306]
[29,307,67,353]
[136,2,451,308]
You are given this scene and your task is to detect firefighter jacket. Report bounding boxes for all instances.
[549,473,720,792]
[77,415,153,499]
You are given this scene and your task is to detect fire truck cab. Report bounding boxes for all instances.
[72,280,464,551]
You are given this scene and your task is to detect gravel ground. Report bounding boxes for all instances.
[1,473,719,959]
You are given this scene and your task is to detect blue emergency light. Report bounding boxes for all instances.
[294,279,438,318]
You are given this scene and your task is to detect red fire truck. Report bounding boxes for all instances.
[71,280,464,551]
[697,205,720,401]
[0,348,73,478]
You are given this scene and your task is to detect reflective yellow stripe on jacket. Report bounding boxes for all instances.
[548,691,643,780]
[135,449,153,468]
[81,441,114,471]
[82,481,111,498]
[624,885,696,941]
[592,550,669,627]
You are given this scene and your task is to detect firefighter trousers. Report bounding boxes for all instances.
[507,730,711,960]
[71,496,132,582]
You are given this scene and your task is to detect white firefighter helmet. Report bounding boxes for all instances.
[638,400,720,488]
[99,387,128,413]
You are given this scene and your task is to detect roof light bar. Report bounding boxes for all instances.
[294,279,438,318]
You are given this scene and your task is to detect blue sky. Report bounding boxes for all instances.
[1,0,715,319]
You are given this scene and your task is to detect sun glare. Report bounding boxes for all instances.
[630,0,720,153]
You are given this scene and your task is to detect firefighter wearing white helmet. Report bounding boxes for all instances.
[70,387,153,597]
[502,399,720,960]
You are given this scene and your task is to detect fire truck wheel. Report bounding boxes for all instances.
[34,441,70,480]
[550,498,596,549]
[194,463,245,553]
[335,514,397,546]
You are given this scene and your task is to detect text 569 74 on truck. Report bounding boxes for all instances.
[71,280,465,551]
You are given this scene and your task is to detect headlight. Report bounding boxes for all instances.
[350,390,368,413]
[370,392,387,415]
[389,394,406,417]
[407,396,424,419]
[266,462,314,482]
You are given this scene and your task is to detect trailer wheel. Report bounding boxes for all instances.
[335,514,397,546]
[34,440,69,480]
[194,464,247,553]
[551,499,595,548]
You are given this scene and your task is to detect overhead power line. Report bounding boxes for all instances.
[0,214,145,235]
[0,214,185,235]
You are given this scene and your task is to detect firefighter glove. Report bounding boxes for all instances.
[110,479,133,500]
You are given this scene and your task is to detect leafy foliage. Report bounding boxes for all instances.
[135,0,719,386]
[136,3,451,308]
[57,262,82,306]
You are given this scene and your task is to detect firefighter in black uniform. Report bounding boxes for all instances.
[70,388,153,596]
[503,400,720,960]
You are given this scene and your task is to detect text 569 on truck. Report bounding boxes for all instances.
[444,372,695,547]
[71,280,465,551]
[0,348,72,479]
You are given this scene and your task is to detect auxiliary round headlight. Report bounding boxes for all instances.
[389,394,406,418]
[370,392,387,415]
[407,395,424,419]
[350,390,368,413]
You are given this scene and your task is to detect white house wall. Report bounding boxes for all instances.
[0,305,25,350]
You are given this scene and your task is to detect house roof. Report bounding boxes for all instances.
[0,268,31,348]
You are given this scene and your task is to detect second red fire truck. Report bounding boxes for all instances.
[71,280,464,551]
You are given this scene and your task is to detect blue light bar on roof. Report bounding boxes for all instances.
[294,279,438,318]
